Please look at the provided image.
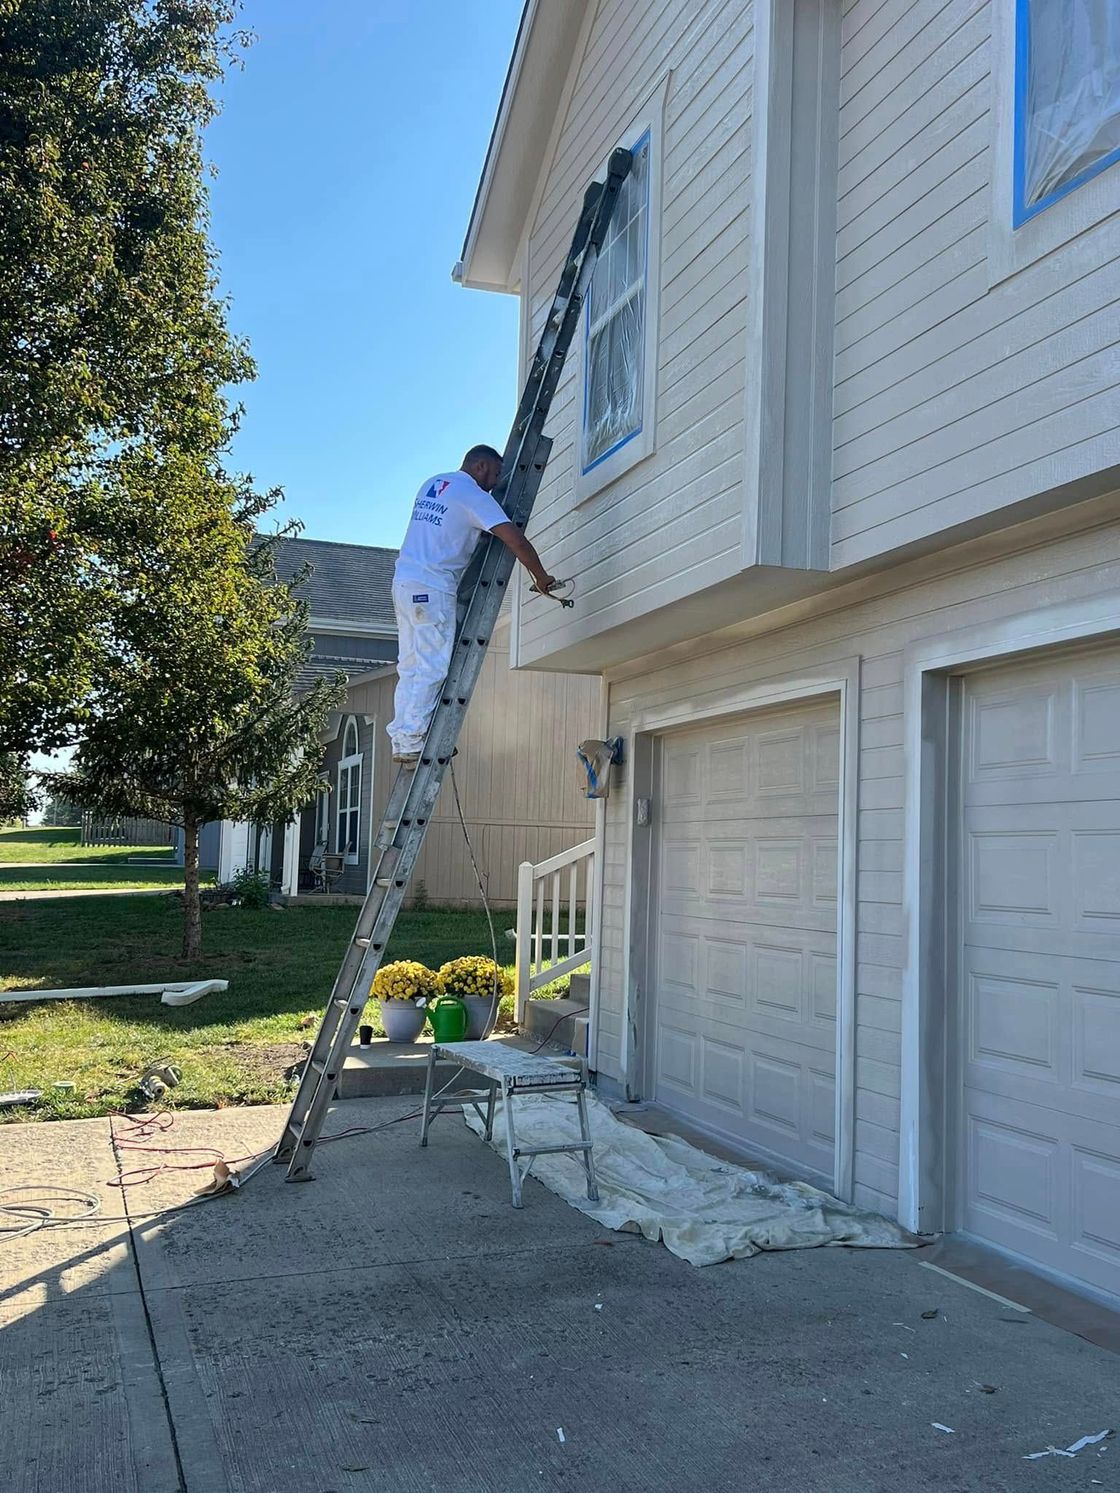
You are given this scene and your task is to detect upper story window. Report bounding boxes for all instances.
[582,131,651,474]
[1014,0,1120,224]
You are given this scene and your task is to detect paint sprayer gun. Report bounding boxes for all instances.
[529,578,575,608]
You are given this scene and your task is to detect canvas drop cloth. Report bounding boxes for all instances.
[464,1091,915,1267]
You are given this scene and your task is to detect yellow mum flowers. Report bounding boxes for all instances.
[369,961,439,1004]
[437,956,512,1001]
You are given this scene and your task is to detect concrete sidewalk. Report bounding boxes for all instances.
[1,1099,1116,1493]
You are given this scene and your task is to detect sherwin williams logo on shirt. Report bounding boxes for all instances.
[415,478,450,526]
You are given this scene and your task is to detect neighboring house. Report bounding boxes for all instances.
[457,0,1120,1311]
[208,536,397,882]
[216,536,600,905]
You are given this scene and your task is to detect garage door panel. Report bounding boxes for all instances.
[1075,983,1120,1099]
[966,682,1060,785]
[964,921,1120,958]
[1074,675,1120,773]
[963,963,1061,1085]
[652,699,839,1180]
[963,1101,1064,1243]
[658,840,838,933]
[964,1087,1120,1300]
[1072,1148,1120,1280]
[960,651,1120,1306]
[967,829,1058,927]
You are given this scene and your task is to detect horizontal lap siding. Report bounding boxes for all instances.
[517,0,754,663]
[833,0,1120,567]
[358,638,600,908]
[597,513,1120,1213]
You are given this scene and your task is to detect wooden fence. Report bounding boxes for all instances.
[80,814,176,847]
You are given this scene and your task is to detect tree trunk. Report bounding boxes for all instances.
[182,817,202,960]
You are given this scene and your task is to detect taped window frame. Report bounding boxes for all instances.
[987,0,1120,287]
[575,76,668,504]
[1013,0,1120,226]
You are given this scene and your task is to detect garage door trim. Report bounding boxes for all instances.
[620,663,860,1203]
[901,594,1120,1238]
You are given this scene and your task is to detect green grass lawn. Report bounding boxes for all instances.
[0,865,204,892]
[0,825,175,865]
[0,894,518,1121]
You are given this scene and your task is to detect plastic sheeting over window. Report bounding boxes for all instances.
[1019,0,1120,216]
[583,134,650,471]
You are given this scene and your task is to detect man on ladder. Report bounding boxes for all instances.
[387,444,558,767]
[276,147,631,1182]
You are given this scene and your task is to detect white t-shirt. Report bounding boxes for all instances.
[393,470,510,594]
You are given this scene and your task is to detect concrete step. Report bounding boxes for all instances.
[523,997,588,1058]
[567,972,591,1005]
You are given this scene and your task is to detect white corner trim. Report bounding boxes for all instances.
[587,676,611,1073]
[899,591,1120,1233]
[622,660,861,1202]
[742,0,782,569]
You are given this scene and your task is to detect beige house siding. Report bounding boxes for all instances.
[594,494,1120,1216]
[832,0,1120,565]
[516,0,756,663]
[345,621,600,907]
[471,0,1120,675]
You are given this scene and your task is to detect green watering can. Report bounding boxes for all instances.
[427,993,468,1044]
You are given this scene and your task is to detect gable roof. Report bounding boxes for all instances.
[456,0,593,292]
[269,535,397,634]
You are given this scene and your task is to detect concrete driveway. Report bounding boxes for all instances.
[1,1098,1116,1492]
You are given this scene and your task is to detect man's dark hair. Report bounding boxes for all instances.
[462,444,502,467]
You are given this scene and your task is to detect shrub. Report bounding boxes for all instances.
[229,867,271,909]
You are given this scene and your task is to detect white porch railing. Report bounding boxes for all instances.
[514,838,596,1023]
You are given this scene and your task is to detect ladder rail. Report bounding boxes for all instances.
[277,147,634,1178]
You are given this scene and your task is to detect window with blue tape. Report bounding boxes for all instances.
[1014,0,1120,224]
[582,130,651,474]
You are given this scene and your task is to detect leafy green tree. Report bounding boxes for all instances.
[46,447,347,957]
[0,0,252,780]
[0,753,34,824]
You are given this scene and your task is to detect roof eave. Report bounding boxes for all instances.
[457,0,592,293]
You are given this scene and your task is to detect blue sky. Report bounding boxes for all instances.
[28,2,523,797]
[208,0,524,548]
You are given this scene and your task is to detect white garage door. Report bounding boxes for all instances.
[959,647,1120,1305]
[650,698,840,1181]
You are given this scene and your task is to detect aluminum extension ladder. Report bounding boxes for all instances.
[275,146,633,1181]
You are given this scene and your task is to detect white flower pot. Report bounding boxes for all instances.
[379,999,427,1043]
[463,994,498,1041]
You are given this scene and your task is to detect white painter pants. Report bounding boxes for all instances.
[388,582,457,755]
